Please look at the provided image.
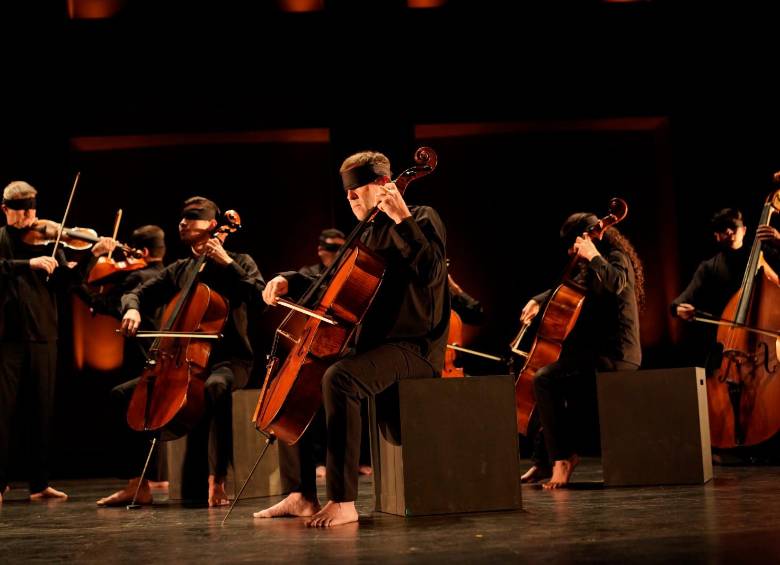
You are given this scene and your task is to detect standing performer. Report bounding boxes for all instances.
[255,150,449,527]
[0,180,116,503]
[519,211,644,489]
[97,196,265,507]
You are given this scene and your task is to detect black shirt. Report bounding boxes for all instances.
[0,225,83,342]
[121,251,265,369]
[533,248,642,367]
[284,206,450,371]
[670,246,749,319]
[451,289,484,325]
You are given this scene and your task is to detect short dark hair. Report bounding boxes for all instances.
[710,208,744,232]
[130,225,166,258]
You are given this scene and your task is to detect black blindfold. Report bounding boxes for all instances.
[3,197,36,210]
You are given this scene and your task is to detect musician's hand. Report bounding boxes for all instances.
[573,234,600,261]
[204,238,233,266]
[520,299,540,325]
[121,309,142,336]
[262,275,289,306]
[29,256,57,275]
[92,237,118,257]
[377,182,412,224]
[676,303,696,321]
[756,225,780,247]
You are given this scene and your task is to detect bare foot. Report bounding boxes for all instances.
[521,465,552,484]
[30,486,68,501]
[543,454,580,490]
[253,492,321,518]
[208,475,230,507]
[358,465,373,476]
[316,465,326,478]
[306,500,359,528]
[97,478,152,507]
[0,485,7,504]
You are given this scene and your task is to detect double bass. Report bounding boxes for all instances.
[253,148,438,445]
[511,198,628,434]
[706,189,780,448]
[127,211,241,440]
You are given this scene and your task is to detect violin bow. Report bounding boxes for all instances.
[50,171,81,260]
[111,208,122,241]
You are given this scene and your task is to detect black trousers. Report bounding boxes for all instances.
[0,341,58,493]
[110,361,242,480]
[531,356,638,466]
[278,343,437,502]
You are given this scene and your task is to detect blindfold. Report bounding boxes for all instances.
[181,205,217,221]
[3,197,36,210]
[341,164,386,191]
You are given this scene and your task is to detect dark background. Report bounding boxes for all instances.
[3,1,780,477]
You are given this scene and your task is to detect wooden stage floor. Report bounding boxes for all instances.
[2,458,780,563]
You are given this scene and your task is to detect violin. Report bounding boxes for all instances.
[22,218,144,258]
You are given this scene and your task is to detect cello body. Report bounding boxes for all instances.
[253,243,385,444]
[707,190,780,448]
[514,282,586,434]
[127,283,229,440]
[442,310,465,378]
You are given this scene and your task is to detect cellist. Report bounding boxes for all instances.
[98,196,265,507]
[1,180,117,504]
[518,212,644,489]
[255,150,449,528]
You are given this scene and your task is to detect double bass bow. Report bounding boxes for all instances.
[252,147,438,445]
[705,188,780,448]
[511,198,628,435]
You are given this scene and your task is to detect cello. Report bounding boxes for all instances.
[126,210,241,440]
[511,198,628,434]
[442,310,465,378]
[706,189,780,448]
[253,147,438,445]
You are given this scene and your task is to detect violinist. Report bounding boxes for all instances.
[98,196,265,507]
[256,150,449,527]
[0,180,116,504]
[671,208,780,366]
[519,212,644,489]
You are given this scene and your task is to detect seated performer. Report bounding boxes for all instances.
[97,196,264,507]
[256,150,449,527]
[1,180,116,504]
[519,212,644,489]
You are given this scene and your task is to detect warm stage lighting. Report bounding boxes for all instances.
[67,0,127,19]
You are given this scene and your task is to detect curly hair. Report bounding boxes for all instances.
[602,226,646,310]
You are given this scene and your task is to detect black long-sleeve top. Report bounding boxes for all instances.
[282,206,450,372]
[0,225,87,342]
[121,251,265,369]
[670,246,749,319]
[533,249,641,367]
